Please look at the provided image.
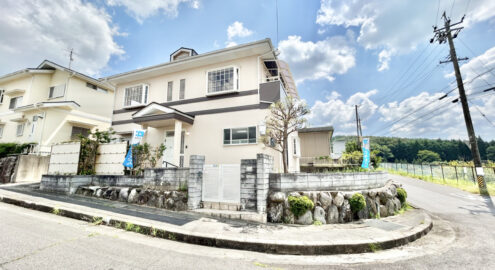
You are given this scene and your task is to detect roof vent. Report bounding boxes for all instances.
[170,47,198,62]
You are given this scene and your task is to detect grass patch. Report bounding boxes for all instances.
[368,242,381,252]
[92,217,103,226]
[51,207,60,215]
[395,202,413,215]
[313,220,323,226]
[87,232,99,237]
[125,222,135,231]
[384,168,495,195]
[167,233,176,241]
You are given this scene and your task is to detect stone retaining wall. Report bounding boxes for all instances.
[267,180,404,225]
[40,167,189,194]
[269,171,389,192]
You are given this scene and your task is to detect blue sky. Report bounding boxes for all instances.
[1,0,495,140]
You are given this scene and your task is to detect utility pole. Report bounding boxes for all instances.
[431,12,487,194]
[355,105,362,147]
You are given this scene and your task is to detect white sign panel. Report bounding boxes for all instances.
[131,129,145,145]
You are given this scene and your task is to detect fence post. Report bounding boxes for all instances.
[441,165,445,181]
[471,167,476,183]
[430,165,433,178]
[421,163,423,176]
[413,164,416,175]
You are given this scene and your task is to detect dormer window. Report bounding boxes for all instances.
[170,47,198,62]
[207,66,239,95]
[124,84,149,107]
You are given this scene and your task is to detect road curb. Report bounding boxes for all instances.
[0,195,433,255]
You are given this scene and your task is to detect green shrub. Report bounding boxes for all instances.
[288,195,314,218]
[0,143,33,158]
[349,193,366,213]
[397,188,407,204]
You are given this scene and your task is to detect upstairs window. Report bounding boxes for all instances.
[0,89,4,104]
[223,126,256,145]
[49,84,66,98]
[179,79,185,100]
[124,84,148,107]
[207,66,239,94]
[9,96,23,110]
[16,123,24,137]
[0,125,4,138]
[167,81,173,102]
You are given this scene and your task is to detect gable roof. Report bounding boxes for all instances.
[104,39,276,84]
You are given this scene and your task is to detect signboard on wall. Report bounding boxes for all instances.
[131,129,145,145]
[361,138,370,169]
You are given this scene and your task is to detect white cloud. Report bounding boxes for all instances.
[377,49,395,72]
[106,0,200,23]
[376,90,495,140]
[227,21,253,40]
[450,46,495,94]
[316,0,495,70]
[307,90,378,133]
[278,35,356,84]
[0,0,124,77]
[225,41,238,48]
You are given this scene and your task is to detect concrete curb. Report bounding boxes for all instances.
[0,195,433,255]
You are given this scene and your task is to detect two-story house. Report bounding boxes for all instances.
[0,60,114,153]
[106,39,300,172]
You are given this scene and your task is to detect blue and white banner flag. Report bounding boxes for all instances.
[123,145,134,168]
[361,138,370,169]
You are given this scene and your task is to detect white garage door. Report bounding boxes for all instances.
[202,164,240,203]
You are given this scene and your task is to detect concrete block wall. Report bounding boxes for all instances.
[256,153,273,214]
[143,168,189,190]
[40,175,93,194]
[240,159,257,210]
[269,171,389,192]
[187,155,205,210]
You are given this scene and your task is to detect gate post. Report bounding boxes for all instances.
[187,155,205,210]
[256,153,273,214]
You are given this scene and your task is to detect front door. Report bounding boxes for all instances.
[162,131,174,167]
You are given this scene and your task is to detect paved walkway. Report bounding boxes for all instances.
[0,183,431,255]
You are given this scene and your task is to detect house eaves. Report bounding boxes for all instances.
[103,39,276,85]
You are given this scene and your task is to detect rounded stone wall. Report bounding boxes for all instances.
[267,180,404,225]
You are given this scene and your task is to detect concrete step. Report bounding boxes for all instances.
[202,201,242,211]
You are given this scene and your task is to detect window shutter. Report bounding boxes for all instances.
[9,98,16,109]
[167,81,173,101]
[179,79,185,100]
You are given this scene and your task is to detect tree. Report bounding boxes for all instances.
[487,145,495,161]
[263,96,309,173]
[416,150,441,163]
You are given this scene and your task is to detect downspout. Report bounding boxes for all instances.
[35,103,46,155]
[64,71,76,101]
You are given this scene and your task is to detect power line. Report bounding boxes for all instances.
[472,104,495,128]
[450,0,456,18]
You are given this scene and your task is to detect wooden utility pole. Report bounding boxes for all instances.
[431,12,487,194]
[355,105,362,147]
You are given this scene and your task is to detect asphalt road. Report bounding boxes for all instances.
[1,175,494,269]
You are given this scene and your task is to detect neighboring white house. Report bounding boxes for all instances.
[105,39,300,172]
[0,60,114,153]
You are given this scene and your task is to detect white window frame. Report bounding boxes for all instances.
[206,66,239,96]
[0,125,4,138]
[16,123,24,137]
[123,84,149,108]
[9,96,23,110]
[223,126,257,145]
[48,84,66,99]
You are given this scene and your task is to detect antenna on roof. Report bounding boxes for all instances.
[275,0,279,48]
[65,48,78,69]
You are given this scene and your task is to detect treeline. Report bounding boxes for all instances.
[336,136,495,163]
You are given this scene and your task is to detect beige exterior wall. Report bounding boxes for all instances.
[0,68,114,152]
[112,55,260,112]
[110,46,300,172]
[299,132,332,158]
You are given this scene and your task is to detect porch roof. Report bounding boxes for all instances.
[132,102,194,127]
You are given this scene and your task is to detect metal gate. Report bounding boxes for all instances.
[202,164,240,203]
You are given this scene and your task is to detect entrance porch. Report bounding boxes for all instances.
[132,103,194,167]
